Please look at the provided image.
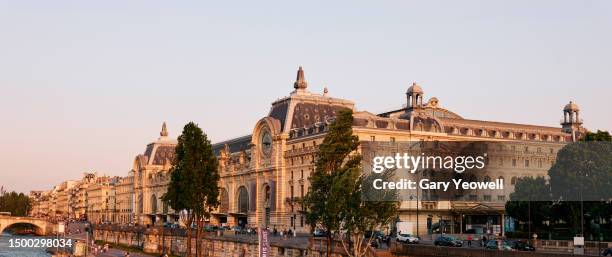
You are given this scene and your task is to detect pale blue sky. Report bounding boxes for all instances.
[0,0,610,193]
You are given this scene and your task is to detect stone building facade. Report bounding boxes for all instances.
[206,67,585,236]
[132,122,177,225]
[86,176,120,224]
[114,174,134,224]
[30,67,587,237]
[72,172,97,220]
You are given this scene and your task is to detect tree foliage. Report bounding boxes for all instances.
[0,191,31,216]
[162,122,220,257]
[506,130,612,239]
[505,177,551,232]
[549,141,612,201]
[582,130,612,142]
[341,171,398,257]
[303,108,398,257]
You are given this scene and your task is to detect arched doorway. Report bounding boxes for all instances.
[219,188,229,225]
[151,194,158,214]
[237,186,249,227]
[151,194,158,225]
[263,184,271,226]
[137,193,143,214]
[220,188,229,213]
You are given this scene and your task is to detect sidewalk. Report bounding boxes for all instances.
[92,248,156,257]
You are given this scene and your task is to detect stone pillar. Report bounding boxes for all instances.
[501,213,505,237]
[459,215,463,235]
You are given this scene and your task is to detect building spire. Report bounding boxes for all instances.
[160,122,168,137]
[293,66,308,90]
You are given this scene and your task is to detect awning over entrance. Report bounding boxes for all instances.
[450,202,505,215]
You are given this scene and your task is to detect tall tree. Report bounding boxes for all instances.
[304,108,398,257]
[162,122,220,257]
[304,108,360,256]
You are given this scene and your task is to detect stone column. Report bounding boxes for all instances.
[501,213,505,237]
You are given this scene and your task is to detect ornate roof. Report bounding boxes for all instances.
[269,66,355,133]
[212,135,252,155]
[138,122,177,167]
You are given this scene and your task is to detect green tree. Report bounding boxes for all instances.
[304,108,359,256]
[0,191,31,216]
[162,122,220,257]
[548,130,612,237]
[341,171,398,257]
[304,108,398,257]
[581,130,612,142]
[506,130,612,239]
[505,177,551,234]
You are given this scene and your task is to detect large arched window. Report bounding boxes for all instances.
[138,193,143,214]
[219,188,229,213]
[237,186,249,214]
[264,185,271,208]
[263,184,272,226]
[151,194,158,214]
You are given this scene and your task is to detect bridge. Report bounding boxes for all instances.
[0,216,55,235]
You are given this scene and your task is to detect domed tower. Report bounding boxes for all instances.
[561,101,583,140]
[406,82,424,108]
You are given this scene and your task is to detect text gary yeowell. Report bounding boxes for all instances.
[370,152,504,191]
[372,178,504,191]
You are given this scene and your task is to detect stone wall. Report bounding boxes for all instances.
[92,225,351,257]
[390,242,606,257]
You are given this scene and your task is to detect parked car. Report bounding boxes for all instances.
[365,231,388,248]
[313,228,328,237]
[434,236,462,247]
[396,233,419,244]
[365,231,386,240]
[485,240,513,251]
[509,240,535,251]
[204,225,218,232]
[231,226,243,233]
[602,247,612,256]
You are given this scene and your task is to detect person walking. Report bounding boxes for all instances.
[467,234,472,247]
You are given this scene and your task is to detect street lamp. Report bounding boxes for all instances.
[409,193,419,237]
[580,160,594,238]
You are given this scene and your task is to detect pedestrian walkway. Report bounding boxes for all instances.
[93,248,155,257]
[375,250,395,257]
